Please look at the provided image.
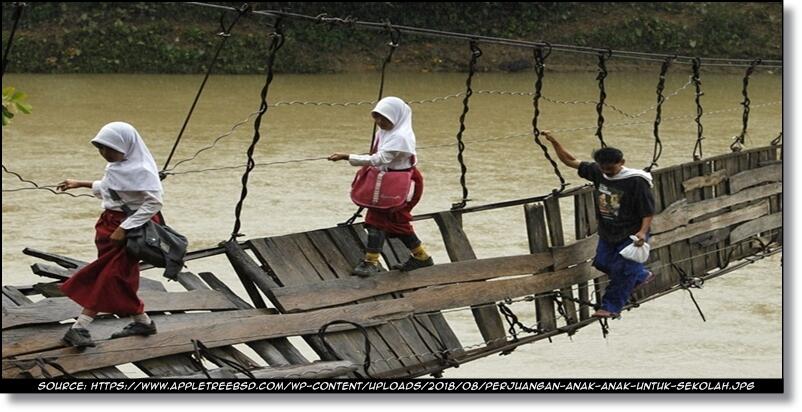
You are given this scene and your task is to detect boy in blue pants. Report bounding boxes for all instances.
[544,131,655,318]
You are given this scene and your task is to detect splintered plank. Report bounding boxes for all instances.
[729,163,781,194]
[682,169,728,193]
[729,213,782,244]
[1,288,129,379]
[434,211,507,348]
[196,271,308,366]
[401,263,597,313]
[3,300,413,379]
[543,196,577,326]
[3,309,273,358]
[225,240,275,307]
[651,201,770,249]
[24,250,167,292]
[524,203,557,332]
[2,290,239,329]
[651,183,781,234]
[272,251,558,311]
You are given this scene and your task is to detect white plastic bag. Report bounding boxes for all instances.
[619,235,650,263]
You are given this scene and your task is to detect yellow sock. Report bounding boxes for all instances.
[364,252,381,264]
[410,244,430,261]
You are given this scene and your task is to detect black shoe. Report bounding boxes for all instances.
[351,260,381,277]
[111,321,157,339]
[62,327,95,348]
[396,256,434,272]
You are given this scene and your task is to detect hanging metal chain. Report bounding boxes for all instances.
[731,59,762,152]
[530,44,567,193]
[368,21,401,151]
[645,55,674,172]
[691,57,705,160]
[230,20,284,241]
[318,320,375,379]
[594,49,612,148]
[771,132,782,146]
[451,40,481,210]
[162,3,251,177]
[342,23,400,226]
[2,2,26,78]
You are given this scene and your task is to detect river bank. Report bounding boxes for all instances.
[1,2,782,74]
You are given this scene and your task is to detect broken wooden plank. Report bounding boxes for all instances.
[272,250,559,311]
[22,248,85,269]
[2,290,240,330]
[544,196,577,325]
[524,203,557,332]
[730,212,782,244]
[651,183,781,234]
[682,169,728,192]
[30,263,167,292]
[3,300,414,378]
[651,201,770,249]
[729,163,781,194]
[195,271,307,366]
[3,308,274,358]
[401,263,596,314]
[434,211,507,349]
[1,286,130,379]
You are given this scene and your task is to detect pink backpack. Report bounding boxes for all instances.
[350,164,414,210]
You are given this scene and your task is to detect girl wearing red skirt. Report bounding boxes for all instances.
[57,122,163,348]
[329,96,434,277]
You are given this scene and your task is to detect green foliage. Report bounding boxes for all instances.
[2,87,33,126]
[0,2,782,74]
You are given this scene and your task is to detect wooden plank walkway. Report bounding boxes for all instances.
[1,145,783,379]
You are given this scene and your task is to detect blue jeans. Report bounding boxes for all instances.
[592,237,651,314]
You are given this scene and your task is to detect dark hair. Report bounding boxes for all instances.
[592,147,624,165]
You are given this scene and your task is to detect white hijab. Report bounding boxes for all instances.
[91,122,163,192]
[605,167,654,187]
[371,96,416,155]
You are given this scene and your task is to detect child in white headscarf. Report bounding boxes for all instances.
[57,122,164,348]
[329,96,434,277]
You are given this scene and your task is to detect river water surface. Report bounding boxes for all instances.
[2,69,782,378]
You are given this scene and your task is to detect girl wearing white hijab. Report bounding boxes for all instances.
[57,122,163,348]
[329,96,433,277]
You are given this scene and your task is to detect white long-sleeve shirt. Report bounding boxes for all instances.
[348,151,415,171]
[92,180,163,230]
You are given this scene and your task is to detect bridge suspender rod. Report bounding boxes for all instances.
[730,59,762,152]
[230,20,284,241]
[2,2,26,78]
[451,40,482,210]
[692,57,705,160]
[530,45,567,193]
[343,23,400,226]
[646,56,674,172]
[162,3,251,176]
[594,49,612,148]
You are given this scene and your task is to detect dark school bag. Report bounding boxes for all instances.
[108,189,187,281]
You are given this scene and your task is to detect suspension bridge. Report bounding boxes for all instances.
[1,2,782,379]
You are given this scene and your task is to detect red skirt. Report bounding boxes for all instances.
[60,210,161,315]
[365,167,423,236]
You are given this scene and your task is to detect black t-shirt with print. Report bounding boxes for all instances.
[578,162,656,243]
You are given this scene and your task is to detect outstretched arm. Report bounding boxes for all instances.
[542,130,581,169]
